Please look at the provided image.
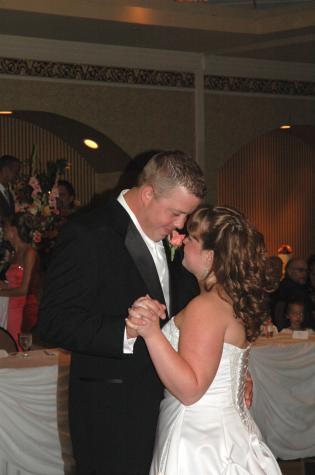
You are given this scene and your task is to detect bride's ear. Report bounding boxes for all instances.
[204,249,214,270]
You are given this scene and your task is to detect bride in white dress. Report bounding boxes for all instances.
[127,205,282,475]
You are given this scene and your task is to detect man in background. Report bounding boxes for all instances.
[0,155,20,218]
[272,257,313,330]
[57,179,78,218]
[0,155,20,280]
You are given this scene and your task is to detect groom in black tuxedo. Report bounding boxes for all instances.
[38,151,206,475]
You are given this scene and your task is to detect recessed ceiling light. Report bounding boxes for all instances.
[280,124,291,129]
[83,138,99,149]
[0,111,13,115]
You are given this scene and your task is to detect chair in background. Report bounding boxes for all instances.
[0,327,18,352]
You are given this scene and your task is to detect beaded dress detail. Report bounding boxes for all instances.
[150,318,281,475]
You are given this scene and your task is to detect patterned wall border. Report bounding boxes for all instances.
[204,74,315,97]
[0,56,315,96]
[0,56,194,89]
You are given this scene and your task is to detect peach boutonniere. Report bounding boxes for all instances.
[168,230,186,261]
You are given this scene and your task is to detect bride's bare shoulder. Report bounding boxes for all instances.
[181,290,228,325]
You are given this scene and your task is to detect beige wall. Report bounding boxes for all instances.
[0,76,314,252]
[0,77,195,165]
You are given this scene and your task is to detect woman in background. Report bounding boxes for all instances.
[0,213,40,348]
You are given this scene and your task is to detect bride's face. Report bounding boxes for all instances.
[182,232,213,280]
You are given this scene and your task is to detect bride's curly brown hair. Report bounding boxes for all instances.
[187,206,274,342]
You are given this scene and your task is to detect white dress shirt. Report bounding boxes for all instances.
[0,184,10,204]
[117,190,170,353]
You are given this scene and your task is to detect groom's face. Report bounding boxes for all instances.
[141,185,200,242]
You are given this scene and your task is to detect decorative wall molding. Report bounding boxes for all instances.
[0,56,195,89]
[0,55,315,97]
[204,74,315,97]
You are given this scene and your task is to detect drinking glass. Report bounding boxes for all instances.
[19,332,32,357]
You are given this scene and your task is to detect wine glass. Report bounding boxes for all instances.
[19,332,32,357]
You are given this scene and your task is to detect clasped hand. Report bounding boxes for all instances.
[126,295,166,338]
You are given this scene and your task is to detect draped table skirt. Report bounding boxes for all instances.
[250,335,315,460]
[0,350,73,475]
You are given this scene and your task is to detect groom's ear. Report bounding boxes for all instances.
[141,185,154,206]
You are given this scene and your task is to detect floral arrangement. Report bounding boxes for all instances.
[167,230,186,261]
[12,146,68,250]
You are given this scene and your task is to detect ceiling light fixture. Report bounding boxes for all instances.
[280,124,291,130]
[83,139,99,149]
[0,111,13,115]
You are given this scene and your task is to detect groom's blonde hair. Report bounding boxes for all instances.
[138,150,206,200]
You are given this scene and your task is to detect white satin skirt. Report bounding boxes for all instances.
[150,389,282,475]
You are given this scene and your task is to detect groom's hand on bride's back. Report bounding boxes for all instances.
[244,372,253,408]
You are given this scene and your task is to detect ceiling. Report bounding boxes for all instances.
[0,0,314,66]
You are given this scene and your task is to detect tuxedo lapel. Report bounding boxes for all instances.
[125,221,166,308]
[163,239,174,317]
[8,190,15,215]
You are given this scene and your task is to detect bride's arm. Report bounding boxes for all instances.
[127,295,227,405]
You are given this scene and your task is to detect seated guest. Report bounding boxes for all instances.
[280,299,313,334]
[267,255,283,323]
[272,258,313,330]
[0,213,41,348]
[268,255,283,287]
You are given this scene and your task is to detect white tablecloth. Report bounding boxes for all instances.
[0,296,8,329]
[250,336,315,460]
[0,350,74,475]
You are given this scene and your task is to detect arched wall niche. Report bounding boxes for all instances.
[217,126,315,259]
[0,111,131,205]
[204,93,315,205]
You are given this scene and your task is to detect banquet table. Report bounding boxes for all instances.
[0,349,74,475]
[249,333,315,460]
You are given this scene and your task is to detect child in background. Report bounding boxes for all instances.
[280,299,313,334]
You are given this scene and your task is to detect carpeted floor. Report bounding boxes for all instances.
[278,458,315,475]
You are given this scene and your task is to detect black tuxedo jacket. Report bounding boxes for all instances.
[0,189,15,280]
[0,189,15,218]
[38,198,198,475]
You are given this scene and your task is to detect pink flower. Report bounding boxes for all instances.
[169,230,186,247]
[168,230,186,261]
